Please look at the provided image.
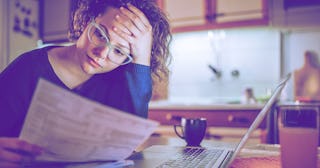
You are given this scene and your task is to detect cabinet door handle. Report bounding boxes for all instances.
[228,115,250,124]
[166,114,182,122]
[205,14,215,21]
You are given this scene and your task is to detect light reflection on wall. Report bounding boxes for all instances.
[168,28,281,102]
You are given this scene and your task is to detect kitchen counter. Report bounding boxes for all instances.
[149,100,265,110]
[148,100,267,128]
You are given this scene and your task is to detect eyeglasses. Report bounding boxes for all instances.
[87,21,133,65]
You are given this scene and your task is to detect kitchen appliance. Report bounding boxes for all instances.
[294,51,320,102]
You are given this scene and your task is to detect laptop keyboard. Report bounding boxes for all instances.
[156,147,224,168]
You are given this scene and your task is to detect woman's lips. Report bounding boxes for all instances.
[87,55,102,68]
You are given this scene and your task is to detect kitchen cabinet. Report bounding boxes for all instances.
[271,0,320,28]
[157,0,208,31]
[148,107,266,128]
[157,0,268,33]
[39,0,73,43]
[148,104,268,143]
[215,0,266,23]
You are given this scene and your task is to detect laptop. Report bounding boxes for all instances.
[128,74,291,168]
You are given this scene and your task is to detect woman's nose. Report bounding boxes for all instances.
[93,45,111,59]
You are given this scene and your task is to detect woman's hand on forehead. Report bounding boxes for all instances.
[111,4,153,66]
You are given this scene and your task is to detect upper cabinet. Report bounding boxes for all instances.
[157,0,268,33]
[215,0,266,23]
[271,0,320,28]
[157,0,208,30]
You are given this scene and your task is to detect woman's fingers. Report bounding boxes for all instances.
[0,161,21,168]
[0,148,24,162]
[0,138,42,155]
[127,4,152,30]
[0,138,43,167]
[112,26,135,44]
[113,5,152,44]
[116,10,140,37]
[119,7,141,32]
[117,4,152,35]
[0,138,42,154]
[112,4,153,65]
[113,16,132,35]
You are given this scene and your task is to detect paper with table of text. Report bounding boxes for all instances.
[19,78,159,162]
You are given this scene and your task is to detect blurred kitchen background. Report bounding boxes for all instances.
[1,0,319,104]
[1,0,320,143]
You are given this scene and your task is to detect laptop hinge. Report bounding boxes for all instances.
[218,151,234,168]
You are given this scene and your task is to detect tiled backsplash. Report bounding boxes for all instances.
[168,28,281,102]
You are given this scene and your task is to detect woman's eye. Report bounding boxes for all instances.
[113,48,126,56]
[94,30,106,41]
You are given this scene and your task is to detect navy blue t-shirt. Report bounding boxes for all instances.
[0,46,152,137]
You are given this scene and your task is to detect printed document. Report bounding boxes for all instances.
[19,79,159,162]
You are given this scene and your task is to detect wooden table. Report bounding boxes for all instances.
[137,135,320,168]
[133,135,283,168]
[148,103,266,128]
[27,135,319,168]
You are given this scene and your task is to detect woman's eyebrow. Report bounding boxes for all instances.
[98,23,110,36]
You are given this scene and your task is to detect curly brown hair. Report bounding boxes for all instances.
[68,0,172,83]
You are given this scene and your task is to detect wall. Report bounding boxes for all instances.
[168,28,281,103]
[9,0,39,63]
[0,0,39,72]
[1,1,318,103]
[0,0,9,71]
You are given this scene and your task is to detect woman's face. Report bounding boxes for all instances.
[76,7,131,74]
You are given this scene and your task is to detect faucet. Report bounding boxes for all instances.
[208,64,222,79]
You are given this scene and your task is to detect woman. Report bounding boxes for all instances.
[0,0,171,167]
